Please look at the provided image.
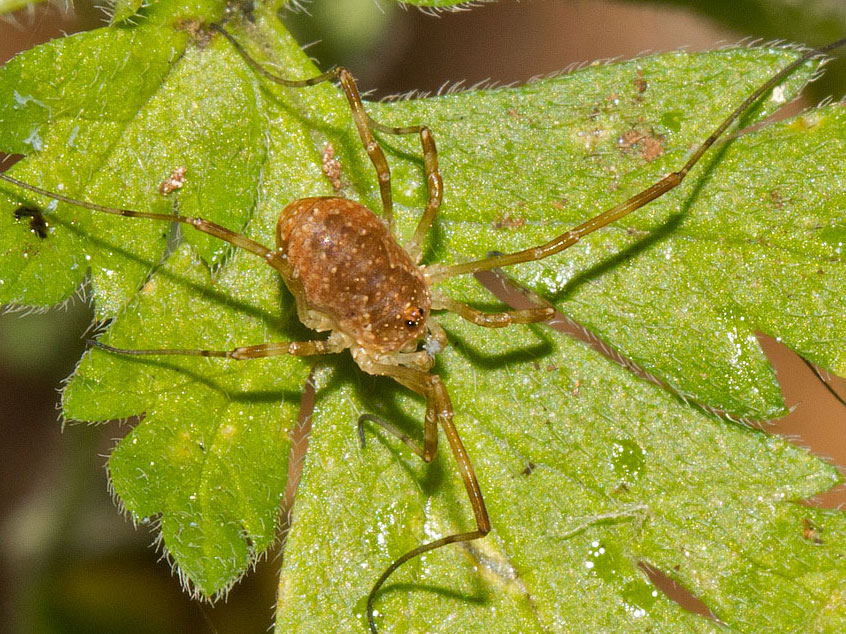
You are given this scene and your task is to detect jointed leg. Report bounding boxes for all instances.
[355,361,489,634]
[428,37,846,282]
[367,118,443,263]
[0,171,299,279]
[212,25,401,230]
[356,357,441,464]
[433,290,554,327]
[92,338,345,360]
[428,171,684,281]
[212,25,444,253]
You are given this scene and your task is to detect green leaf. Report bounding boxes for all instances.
[279,316,845,633]
[367,50,846,419]
[110,0,151,24]
[1,2,845,632]
[0,0,231,315]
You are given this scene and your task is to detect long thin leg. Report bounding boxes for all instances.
[92,338,344,360]
[2,170,336,329]
[433,291,554,327]
[212,25,444,253]
[5,26,438,279]
[355,361,489,634]
[367,118,442,263]
[429,37,846,282]
[211,25,398,230]
[0,172,298,276]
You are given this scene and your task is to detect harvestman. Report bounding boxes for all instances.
[4,24,846,633]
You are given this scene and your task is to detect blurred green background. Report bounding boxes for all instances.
[0,1,844,632]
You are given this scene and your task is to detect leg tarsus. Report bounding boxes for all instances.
[365,528,489,634]
[356,364,489,633]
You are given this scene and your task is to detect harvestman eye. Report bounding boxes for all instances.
[2,21,845,634]
[403,306,425,328]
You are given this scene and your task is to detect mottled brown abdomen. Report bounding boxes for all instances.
[277,197,431,352]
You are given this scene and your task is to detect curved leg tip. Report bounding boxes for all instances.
[356,414,372,449]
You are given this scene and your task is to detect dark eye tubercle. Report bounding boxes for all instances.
[403,306,425,328]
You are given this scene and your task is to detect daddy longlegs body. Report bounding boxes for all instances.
[4,23,846,633]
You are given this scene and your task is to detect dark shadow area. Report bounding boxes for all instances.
[355,369,449,500]
[445,322,555,370]
[372,580,490,606]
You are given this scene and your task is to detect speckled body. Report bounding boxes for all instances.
[277,197,431,353]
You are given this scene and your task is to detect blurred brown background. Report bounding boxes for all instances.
[0,1,844,632]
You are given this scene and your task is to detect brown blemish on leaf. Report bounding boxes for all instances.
[626,226,651,238]
[158,166,187,195]
[769,189,795,210]
[634,69,648,94]
[493,213,526,230]
[176,20,213,47]
[802,518,823,544]
[619,128,664,162]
